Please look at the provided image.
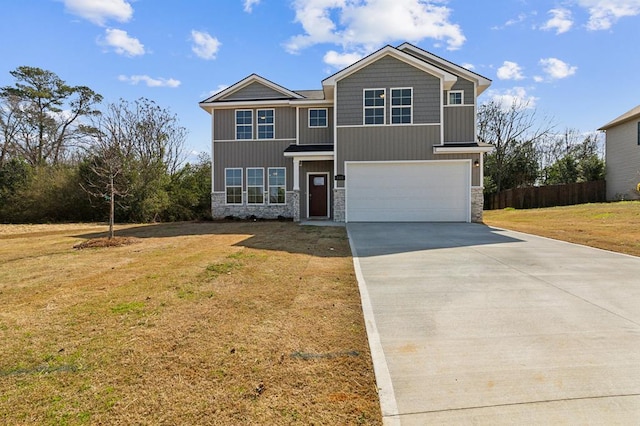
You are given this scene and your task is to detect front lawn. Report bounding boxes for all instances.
[0,222,381,425]
[483,201,640,257]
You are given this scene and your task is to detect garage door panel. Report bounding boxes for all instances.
[346,161,470,222]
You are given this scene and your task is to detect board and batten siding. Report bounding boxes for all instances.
[221,82,288,101]
[443,105,475,143]
[605,120,640,200]
[298,107,334,145]
[336,125,439,181]
[213,107,296,141]
[212,140,293,192]
[336,56,441,126]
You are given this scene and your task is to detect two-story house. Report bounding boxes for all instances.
[199,43,492,223]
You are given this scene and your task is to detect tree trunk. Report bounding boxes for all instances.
[109,174,115,240]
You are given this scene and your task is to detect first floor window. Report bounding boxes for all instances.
[391,88,412,124]
[247,168,264,204]
[309,108,327,127]
[637,122,640,145]
[364,89,385,125]
[257,109,274,139]
[448,90,463,105]
[268,168,286,204]
[236,110,253,139]
[225,168,242,204]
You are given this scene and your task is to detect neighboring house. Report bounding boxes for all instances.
[599,105,640,200]
[199,43,492,223]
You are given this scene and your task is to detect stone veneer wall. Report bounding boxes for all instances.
[471,187,484,223]
[333,188,345,222]
[211,191,298,220]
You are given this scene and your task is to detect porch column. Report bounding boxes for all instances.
[293,158,300,190]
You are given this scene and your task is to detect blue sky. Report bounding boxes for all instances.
[2,0,639,159]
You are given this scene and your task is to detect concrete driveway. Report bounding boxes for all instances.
[347,223,640,425]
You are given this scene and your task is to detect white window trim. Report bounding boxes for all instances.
[225,168,243,205]
[246,167,265,205]
[257,109,275,140]
[390,87,413,125]
[268,167,287,205]
[235,109,253,140]
[308,108,328,128]
[363,88,386,126]
[447,90,464,106]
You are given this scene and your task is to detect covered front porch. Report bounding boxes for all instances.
[284,144,335,222]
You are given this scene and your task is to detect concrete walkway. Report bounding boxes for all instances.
[347,223,640,425]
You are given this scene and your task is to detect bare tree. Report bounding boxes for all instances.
[478,99,555,193]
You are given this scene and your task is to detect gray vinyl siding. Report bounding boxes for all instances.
[336,56,441,126]
[605,120,640,200]
[221,82,289,100]
[444,105,475,143]
[298,107,334,144]
[336,125,440,183]
[213,140,293,192]
[213,107,296,141]
[446,77,475,105]
[299,160,333,219]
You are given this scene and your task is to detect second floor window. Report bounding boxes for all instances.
[309,108,327,127]
[391,88,412,124]
[448,91,463,105]
[236,110,252,139]
[364,89,385,125]
[257,109,274,139]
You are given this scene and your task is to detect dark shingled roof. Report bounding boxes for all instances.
[284,144,334,153]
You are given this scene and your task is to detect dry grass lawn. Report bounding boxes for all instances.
[483,201,640,257]
[0,221,381,425]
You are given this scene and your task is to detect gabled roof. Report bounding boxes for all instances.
[397,42,492,95]
[199,73,303,104]
[599,105,640,130]
[322,45,458,90]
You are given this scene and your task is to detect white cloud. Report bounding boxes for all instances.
[191,30,221,60]
[118,75,181,88]
[323,50,364,69]
[497,61,525,80]
[488,87,538,110]
[285,0,466,54]
[539,57,577,80]
[461,63,475,71]
[541,8,573,34]
[243,0,261,13]
[63,0,133,26]
[103,28,144,56]
[491,12,529,30]
[579,0,640,30]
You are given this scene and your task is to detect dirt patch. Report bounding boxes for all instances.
[73,236,140,249]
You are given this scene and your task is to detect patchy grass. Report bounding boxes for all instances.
[484,201,640,257]
[0,222,381,425]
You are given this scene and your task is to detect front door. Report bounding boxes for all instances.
[308,174,328,217]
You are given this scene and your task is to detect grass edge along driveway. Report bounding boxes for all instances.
[483,201,640,258]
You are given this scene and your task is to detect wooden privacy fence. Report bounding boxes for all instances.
[486,180,606,210]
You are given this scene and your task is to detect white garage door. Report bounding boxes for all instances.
[345,161,470,222]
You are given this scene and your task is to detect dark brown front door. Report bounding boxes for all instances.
[308,174,328,217]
